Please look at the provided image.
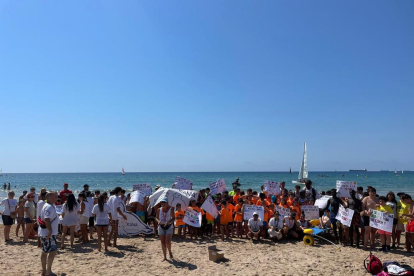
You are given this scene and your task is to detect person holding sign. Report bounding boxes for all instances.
[156,197,175,260]
[347,190,362,248]
[361,188,379,250]
[219,200,231,240]
[328,189,346,244]
[400,194,414,252]
[375,196,393,252]
[247,212,263,242]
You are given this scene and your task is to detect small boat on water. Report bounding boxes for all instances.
[122,167,126,175]
[349,169,367,172]
[292,142,307,184]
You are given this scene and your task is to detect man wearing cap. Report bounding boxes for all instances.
[247,212,263,242]
[302,180,317,202]
[59,183,72,204]
[268,211,284,241]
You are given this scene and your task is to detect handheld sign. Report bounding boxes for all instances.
[112,202,154,236]
[201,196,218,218]
[55,205,63,215]
[183,208,202,227]
[275,206,291,218]
[243,204,264,221]
[133,183,152,196]
[301,205,320,220]
[154,189,192,210]
[335,205,354,227]
[336,181,357,198]
[172,189,198,201]
[129,190,145,205]
[369,209,393,233]
[149,187,166,207]
[174,177,193,190]
[263,181,280,196]
[209,179,226,195]
[314,196,332,209]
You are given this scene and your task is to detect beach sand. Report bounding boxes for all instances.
[0,225,412,276]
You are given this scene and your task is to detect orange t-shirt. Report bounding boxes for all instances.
[251,197,259,205]
[220,206,230,225]
[287,198,293,207]
[279,204,288,209]
[256,199,270,207]
[267,209,274,221]
[234,204,243,222]
[175,210,185,226]
[233,194,241,204]
[290,205,301,220]
[227,203,235,222]
[190,206,205,215]
[206,211,214,221]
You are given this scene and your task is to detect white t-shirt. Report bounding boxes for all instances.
[38,203,59,237]
[0,198,17,216]
[81,201,91,218]
[24,193,39,204]
[24,201,36,219]
[37,200,45,219]
[92,203,111,225]
[269,217,284,230]
[87,197,94,217]
[248,218,262,232]
[107,195,122,220]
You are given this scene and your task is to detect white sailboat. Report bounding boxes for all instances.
[0,169,2,176]
[292,142,308,184]
[402,168,404,174]
[394,168,397,174]
[122,167,126,175]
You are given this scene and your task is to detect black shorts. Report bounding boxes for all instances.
[89,217,95,227]
[363,216,370,227]
[2,215,14,226]
[393,218,398,225]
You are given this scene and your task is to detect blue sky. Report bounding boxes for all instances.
[0,1,413,173]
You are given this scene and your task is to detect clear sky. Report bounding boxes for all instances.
[0,1,413,173]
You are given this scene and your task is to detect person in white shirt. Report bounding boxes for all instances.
[92,194,112,252]
[86,192,95,240]
[78,193,90,244]
[1,191,17,242]
[268,211,284,241]
[61,194,79,249]
[247,212,263,242]
[39,192,59,276]
[37,192,47,248]
[23,192,37,242]
[107,187,127,247]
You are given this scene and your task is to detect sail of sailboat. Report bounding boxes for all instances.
[292,142,308,184]
[289,167,292,174]
[122,168,125,175]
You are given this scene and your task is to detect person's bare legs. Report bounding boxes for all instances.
[113,226,119,246]
[96,226,102,251]
[364,226,371,249]
[103,226,109,252]
[160,235,167,260]
[41,252,47,275]
[165,234,173,258]
[61,226,68,249]
[69,226,75,247]
[46,251,57,276]
[23,222,33,242]
[370,228,377,248]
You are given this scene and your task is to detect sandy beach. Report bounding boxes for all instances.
[0,225,412,276]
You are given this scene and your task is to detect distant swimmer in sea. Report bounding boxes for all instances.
[3,183,6,189]
[7,183,11,190]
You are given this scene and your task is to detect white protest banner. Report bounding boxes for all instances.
[243,204,264,221]
[174,177,193,190]
[149,187,166,207]
[130,190,146,205]
[335,205,354,227]
[209,179,226,195]
[183,208,202,227]
[369,209,394,233]
[154,189,193,210]
[263,181,281,196]
[314,196,332,209]
[133,183,152,196]
[275,205,291,218]
[301,205,320,220]
[172,189,198,201]
[336,181,357,198]
[201,196,218,218]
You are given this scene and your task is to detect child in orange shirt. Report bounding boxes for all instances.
[234,198,244,238]
[227,201,235,238]
[290,199,301,220]
[175,203,185,238]
[219,200,231,240]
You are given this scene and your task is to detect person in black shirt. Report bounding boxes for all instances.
[328,189,345,244]
[347,190,362,248]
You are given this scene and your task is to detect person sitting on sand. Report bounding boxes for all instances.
[268,211,284,241]
[247,212,263,242]
[283,212,299,239]
[297,213,310,239]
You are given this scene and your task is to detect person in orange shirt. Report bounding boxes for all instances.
[174,203,185,238]
[227,201,235,238]
[234,198,244,238]
[219,200,231,240]
[290,199,301,220]
[251,191,259,205]
[233,189,241,206]
[279,198,288,209]
[257,193,270,229]
[188,200,204,239]
[205,210,214,238]
[287,193,295,207]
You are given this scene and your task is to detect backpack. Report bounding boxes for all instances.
[364,252,383,275]
[383,261,414,276]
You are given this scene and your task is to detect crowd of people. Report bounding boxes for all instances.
[1,180,414,275]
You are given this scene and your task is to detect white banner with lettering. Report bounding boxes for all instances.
[183,208,202,227]
[209,179,226,195]
[369,209,394,233]
[133,183,152,196]
[335,205,354,227]
[336,181,357,198]
[301,205,320,220]
[201,196,218,218]
[243,204,264,221]
[314,196,332,209]
[174,177,193,190]
[275,206,291,218]
[130,190,146,205]
[263,181,280,196]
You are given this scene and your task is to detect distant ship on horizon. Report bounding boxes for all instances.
[349,169,368,172]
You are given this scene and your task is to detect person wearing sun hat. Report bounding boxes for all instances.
[247,212,263,242]
[156,197,175,260]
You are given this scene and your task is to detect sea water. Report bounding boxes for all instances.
[0,171,412,201]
